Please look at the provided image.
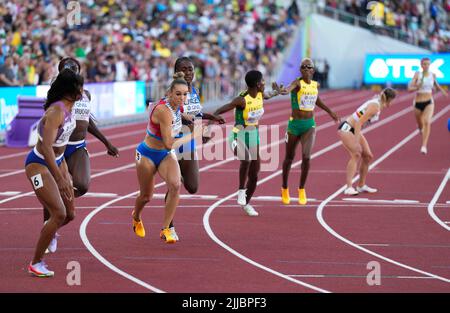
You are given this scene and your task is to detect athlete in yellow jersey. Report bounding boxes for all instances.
[212,70,283,216]
[280,58,339,205]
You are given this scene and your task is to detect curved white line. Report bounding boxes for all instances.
[79,190,165,293]
[427,168,450,231]
[317,105,450,284]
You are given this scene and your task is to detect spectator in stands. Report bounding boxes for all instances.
[0,55,19,86]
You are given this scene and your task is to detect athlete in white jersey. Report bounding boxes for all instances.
[408,57,448,154]
[24,69,84,277]
[42,57,119,254]
[338,88,397,196]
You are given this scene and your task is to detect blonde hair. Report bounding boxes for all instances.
[380,87,396,103]
[169,72,188,91]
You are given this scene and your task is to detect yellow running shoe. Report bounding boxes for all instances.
[160,227,177,244]
[298,188,307,205]
[281,188,290,204]
[132,211,145,238]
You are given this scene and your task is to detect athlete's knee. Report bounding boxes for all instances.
[302,154,311,163]
[73,181,89,197]
[283,157,294,165]
[52,210,67,225]
[184,181,198,194]
[167,179,181,194]
[362,152,373,163]
[352,151,362,160]
[65,211,76,223]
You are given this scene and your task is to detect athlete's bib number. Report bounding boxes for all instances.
[340,122,353,132]
[31,174,43,190]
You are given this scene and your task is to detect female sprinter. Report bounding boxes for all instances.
[132,72,203,243]
[25,69,84,277]
[43,57,119,254]
[212,70,283,216]
[280,58,339,205]
[338,88,397,195]
[167,57,225,240]
[408,57,448,154]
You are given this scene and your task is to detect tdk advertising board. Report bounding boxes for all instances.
[363,54,450,84]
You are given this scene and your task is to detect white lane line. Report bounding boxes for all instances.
[288,274,433,280]
[203,97,446,293]
[252,196,317,202]
[152,193,218,200]
[358,243,391,247]
[0,204,243,212]
[316,104,450,284]
[427,168,450,231]
[0,191,21,196]
[342,198,420,204]
[84,192,118,198]
[0,169,26,178]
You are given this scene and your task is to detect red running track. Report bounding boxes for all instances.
[0,89,448,292]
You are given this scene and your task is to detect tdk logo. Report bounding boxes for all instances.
[368,58,445,79]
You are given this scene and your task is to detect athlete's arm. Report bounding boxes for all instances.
[263,82,283,99]
[156,106,202,150]
[87,118,119,157]
[433,74,448,96]
[201,112,226,124]
[315,83,339,122]
[208,96,246,127]
[39,107,73,201]
[279,80,299,95]
[408,72,420,91]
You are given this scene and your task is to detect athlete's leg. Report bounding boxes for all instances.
[338,130,362,188]
[299,128,316,189]
[158,153,181,229]
[178,158,199,194]
[282,132,301,188]
[245,149,261,204]
[357,134,373,188]
[65,147,90,197]
[414,108,423,132]
[25,164,67,264]
[421,102,434,149]
[133,154,157,222]
[59,160,76,226]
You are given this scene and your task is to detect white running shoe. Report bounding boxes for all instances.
[242,204,259,216]
[28,261,54,277]
[237,189,247,206]
[45,233,60,254]
[357,185,378,193]
[344,186,359,195]
[170,227,179,241]
[420,146,427,154]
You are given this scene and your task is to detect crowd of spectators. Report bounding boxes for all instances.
[0,0,300,89]
[319,0,450,52]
